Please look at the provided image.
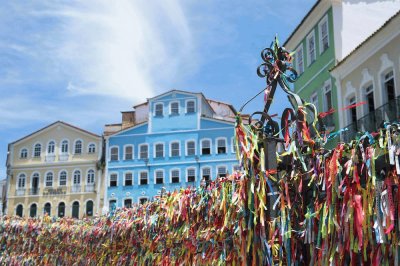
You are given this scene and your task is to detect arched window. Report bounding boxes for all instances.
[217,166,227,178]
[73,170,81,185]
[34,143,41,157]
[74,140,82,154]
[59,171,67,186]
[217,138,227,154]
[186,100,195,113]
[16,204,23,217]
[86,200,94,216]
[44,203,51,216]
[29,203,37,218]
[45,172,53,187]
[20,148,28,159]
[61,140,69,153]
[110,147,119,161]
[171,169,180,183]
[58,202,65,218]
[170,102,179,115]
[17,173,26,188]
[88,143,96,153]
[87,170,95,184]
[124,145,133,160]
[31,173,39,195]
[170,142,180,157]
[72,201,80,219]
[47,141,55,154]
[187,168,196,182]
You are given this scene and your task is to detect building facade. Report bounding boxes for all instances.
[0,179,6,215]
[104,90,240,210]
[330,11,400,142]
[6,121,104,218]
[284,0,400,145]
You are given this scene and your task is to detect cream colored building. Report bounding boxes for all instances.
[5,121,104,218]
[330,11,400,141]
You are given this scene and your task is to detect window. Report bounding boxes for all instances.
[139,144,148,159]
[187,168,196,182]
[155,143,164,158]
[140,171,148,185]
[307,31,316,65]
[47,141,55,154]
[139,198,148,204]
[59,171,67,186]
[110,147,119,161]
[73,170,81,185]
[58,202,65,218]
[310,92,319,111]
[74,140,82,154]
[202,167,211,182]
[124,145,133,160]
[348,96,357,125]
[319,15,329,53]
[31,173,39,190]
[109,200,117,209]
[295,46,304,74]
[365,84,375,113]
[61,140,69,153]
[170,102,179,115]
[44,203,51,216]
[201,139,211,155]
[86,201,94,216]
[20,148,28,159]
[125,172,133,186]
[186,100,195,113]
[124,199,132,208]
[16,204,23,217]
[30,204,37,218]
[155,103,163,116]
[323,82,332,112]
[171,169,180,183]
[217,138,227,154]
[186,141,195,156]
[217,166,227,178]
[72,201,79,219]
[109,174,117,187]
[34,143,41,157]
[384,70,395,104]
[17,174,26,188]
[88,143,96,153]
[233,165,241,172]
[155,170,164,184]
[45,172,53,187]
[87,169,95,184]
[170,142,180,157]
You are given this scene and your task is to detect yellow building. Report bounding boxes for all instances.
[5,121,104,218]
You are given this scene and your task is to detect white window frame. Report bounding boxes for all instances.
[201,166,212,181]
[124,171,133,186]
[231,137,236,153]
[295,45,304,75]
[153,142,165,158]
[87,142,96,153]
[154,169,165,184]
[216,137,227,154]
[109,199,118,209]
[73,169,81,185]
[306,30,316,66]
[110,146,119,161]
[60,139,69,154]
[139,170,149,185]
[346,94,357,125]
[169,101,180,115]
[170,141,180,157]
[363,82,375,115]
[32,142,42,158]
[47,140,56,155]
[217,165,228,177]
[109,172,118,187]
[185,139,196,156]
[123,144,134,160]
[138,197,149,204]
[186,167,196,182]
[30,172,40,188]
[382,68,396,104]
[123,197,133,208]
[44,171,54,187]
[58,170,67,186]
[200,138,212,155]
[73,139,83,155]
[310,91,319,112]
[185,99,196,113]
[17,173,26,188]
[86,169,95,184]
[139,144,149,159]
[323,79,332,112]
[154,102,164,117]
[20,147,28,159]
[170,168,180,183]
[318,14,329,54]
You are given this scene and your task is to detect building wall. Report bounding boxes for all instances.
[7,122,104,218]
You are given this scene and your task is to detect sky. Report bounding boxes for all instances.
[0,0,315,178]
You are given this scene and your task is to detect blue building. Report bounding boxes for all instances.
[104,90,240,210]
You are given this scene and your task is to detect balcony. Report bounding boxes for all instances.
[59,153,69,161]
[29,188,40,195]
[71,185,82,193]
[85,184,95,192]
[45,154,56,162]
[342,96,400,142]
[15,188,26,196]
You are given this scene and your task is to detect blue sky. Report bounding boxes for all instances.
[0,0,315,178]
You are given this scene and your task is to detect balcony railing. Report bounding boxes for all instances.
[45,154,56,162]
[71,185,82,193]
[342,96,400,142]
[29,188,40,195]
[85,184,95,192]
[15,188,26,196]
